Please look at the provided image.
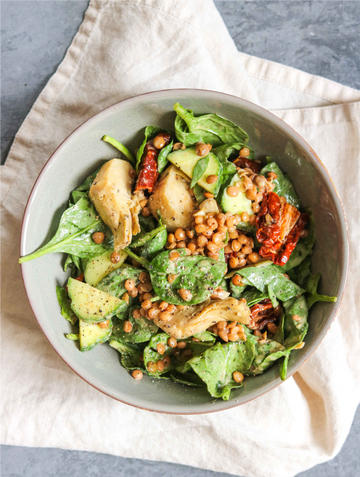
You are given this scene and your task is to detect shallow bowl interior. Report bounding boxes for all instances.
[21,89,348,414]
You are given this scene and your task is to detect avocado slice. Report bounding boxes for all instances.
[84,250,127,286]
[67,277,123,323]
[167,147,222,194]
[79,318,112,352]
[221,172,253,217]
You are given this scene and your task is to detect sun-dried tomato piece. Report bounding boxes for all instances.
[273,212,309,266]
[135,133,171,193]
[233,156,262,174]
[256,191,307,266]
[248,299,278,331]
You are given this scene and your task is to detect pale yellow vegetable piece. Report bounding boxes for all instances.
[153,297,250,339]
[89,159,141,251]
[148,165,196,232]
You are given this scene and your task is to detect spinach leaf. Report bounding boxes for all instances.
[288,258,337,309]
[19,195,112,263]
[249,340,286,375]
[193,184,207,204]
[158,141,173,174]
[70,190,87,205]
[102,135,135,166]
[109,340,145,370]
[140,226,167,261]
[239,288,269,306]
[190,155,210,189]
[56,286,78,326]
[260,162,301,208]
[112,308,158,344]
[283,295,309,348]
[145,249,227,305]
[229,281,247,298]
[136,126,162,172]
[239,264,304,302]
[75,165,103,192]
[267,285,279,308]
[143,333,174,376]
[174,103,249,147]
[213,142,254,162]
[130,224,166,248]
[97,266,144,298]
[139,213,157,232]
[170,371,204,387]
[175,340,215,374]
[188,341,255,400]
[64,254,82,275]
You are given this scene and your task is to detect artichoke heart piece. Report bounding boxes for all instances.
[89,159,141,251]
[153,297,250,339]
[148,165,196,232]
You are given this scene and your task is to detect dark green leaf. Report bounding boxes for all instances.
[112,308,158,344]
[149,249,227,305]
[130,224,166,248]
[188,341,255,400]
[174,103,249,147]
[193,184,206,204]
[75,164,103,192]
[158,141,173,174]
[239,264,304,302]
[97,266,144,298]
[190,155,210,189]
[56,286,78,326]
[260,162,301,208]
[143,333,174,376]
[19,195,112,263]
[109,340,145,370]
[140,226,167,261]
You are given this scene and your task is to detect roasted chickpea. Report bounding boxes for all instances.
[229,256,239,268]
[141,207,151,217]
[232,274,243,286]
[227,186,240,197]
[177,341,187,349]
[175,228,186,240]
[206,175,218,184]
[178,288,193,302]
[156,343,166,355]
[248,252,260,263]
[124,279,135,291]
[153,135,165,149]
[233,371,244,383]
[241,212,250,222]
[168,337,177,348]
[110,252,121,264]
[168,233,176,243]
[239,147,250,157]
[132,369,143,380]
[92,232,105,244]
[159,301,169,311]
[123,321,133,333]
[195,142,210,157]
[132,308,141,319]
[169,250,180,261]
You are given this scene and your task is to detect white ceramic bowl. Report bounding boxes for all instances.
[20,89,348,414]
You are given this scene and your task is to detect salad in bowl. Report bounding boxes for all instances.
[19,102,337,401]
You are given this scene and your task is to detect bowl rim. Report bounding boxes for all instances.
[20,88,349,414]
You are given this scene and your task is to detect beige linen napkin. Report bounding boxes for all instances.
[1,1,359,476]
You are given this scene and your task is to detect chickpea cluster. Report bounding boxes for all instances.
[165,210,261,271]
[211,321,246,342]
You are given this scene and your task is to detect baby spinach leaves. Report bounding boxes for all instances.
[19,195,111,263]
[97,266,144,299]
[158,141,173,174]
[130,223,166,248]
[143,333,173,376]
[188,341,255,400]
[288,257,337,309]
[112,309,158,344]
[125,248,227,305]
[238,263,304,302]
[56,286,78,326]
[190,155,210,189]
[109,340,145,371]
[174,103,249,147]
[150,249,228,305]
[260,162,301,208]
[102,135,135,166]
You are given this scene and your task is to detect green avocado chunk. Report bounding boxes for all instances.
[167,147,222,194]
[67,277,123,323]
[221,172,253,216]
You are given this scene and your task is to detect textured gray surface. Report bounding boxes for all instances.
[1,1,359,476]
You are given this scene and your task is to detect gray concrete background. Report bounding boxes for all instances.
[1,1,359,476]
